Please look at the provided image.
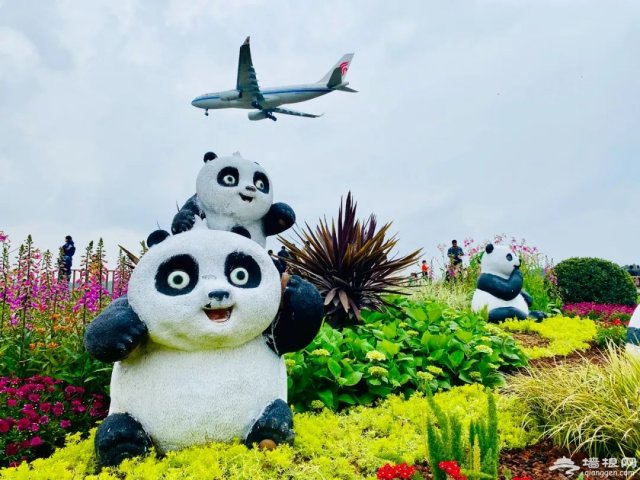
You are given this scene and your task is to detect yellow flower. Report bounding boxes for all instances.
[417,371,434,382]
[426,365,444,376]
[310,400,325,410]
[367,366,388,377]
[474,345,493,355]
[285,359,296,368]
[311,349,330,357]
[365,350,386,362]
[407,330,419,337]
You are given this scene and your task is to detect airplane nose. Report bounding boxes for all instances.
[191,98,199,107]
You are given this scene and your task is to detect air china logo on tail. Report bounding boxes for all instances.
[339,61,350,76]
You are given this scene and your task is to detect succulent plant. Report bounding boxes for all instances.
[279,192,421,328]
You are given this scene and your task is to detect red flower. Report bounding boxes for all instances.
[6,398,17,407]
[29,436,43,447]
[0,419,10,433]
[5,443,19,456]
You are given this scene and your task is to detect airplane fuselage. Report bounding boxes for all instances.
[191,83,332,111]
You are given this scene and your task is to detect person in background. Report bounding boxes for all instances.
[446,239,464,282]
[420,260,430,279]
[447,240,464,267]
[61,235,76,280]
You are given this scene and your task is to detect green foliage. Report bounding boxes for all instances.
[286,296,527,412]
[279,192,421,328]
[0,385,536,480]
[425,390,500,480]
[594,325,627,348]
[554,257,637,306]
[410,281,473,311]
[506,346,640,460]
[499,315,597,359]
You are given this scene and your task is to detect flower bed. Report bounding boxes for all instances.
[562,302,635,327]
[499,316,597,359]
[0,385,538,479]
[0,376,108,467]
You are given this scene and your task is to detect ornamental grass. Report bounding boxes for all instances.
[505,345,640,462]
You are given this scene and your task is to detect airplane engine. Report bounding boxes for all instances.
[248,111,268,121]
[219,90,241,101]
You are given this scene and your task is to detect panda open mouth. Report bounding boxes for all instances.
[202,306,233,323]
[239,193,254,203]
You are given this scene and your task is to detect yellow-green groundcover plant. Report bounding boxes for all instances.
[499,315,597,359]
[0,385,537,480]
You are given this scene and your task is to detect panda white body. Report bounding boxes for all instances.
[108,229,284,452]
[471,288,528,314]
[626,305,640,357]
[195,153,274,247]
[471,244,530,321]
[109,339,286,452]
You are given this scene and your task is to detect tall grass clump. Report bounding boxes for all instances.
[505,345,640,460]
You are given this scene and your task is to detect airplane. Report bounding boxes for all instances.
[191,37,356,121]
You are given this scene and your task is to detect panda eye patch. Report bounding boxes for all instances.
[506,253,513,261]
[225,252,261,288]
[217,167,239,187]
[253,171,270,193]
[156,254,199,296]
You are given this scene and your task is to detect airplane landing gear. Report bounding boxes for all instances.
[205,109,209,116]
[266,112,277,121]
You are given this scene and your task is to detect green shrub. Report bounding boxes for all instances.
[554,257,637,306]
[594,325,627,348]
[0,385,537,480]
[286,296,527,412]
[426,390,499,480]
[506,346,640,461]
[499,316,597,359]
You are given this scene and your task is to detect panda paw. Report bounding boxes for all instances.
[95,413,153,467]
[245,399,294,448]
[171,211,197,234]
[84,298,148,363]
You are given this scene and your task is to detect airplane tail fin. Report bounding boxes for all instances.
[318,53,355,90]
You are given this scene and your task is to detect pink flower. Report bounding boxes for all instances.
[29,436,43,447]
[0,419,10,433]
[59,419,72,429]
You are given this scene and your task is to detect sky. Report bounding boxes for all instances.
[1,0,639,273]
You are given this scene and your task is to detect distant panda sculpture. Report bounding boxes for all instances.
[171,151,295,247]
[626,305,640,356]
[84,229,323,466]
[471,243,545,323]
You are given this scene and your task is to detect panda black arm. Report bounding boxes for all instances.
[520,290,533,307]
[476,269,524,301]
[84,295,148,363]
[264,275,324,355]
[263,202,296,237]
[172,194,204,235]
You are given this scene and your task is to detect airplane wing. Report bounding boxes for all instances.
[268,107,323,118]
[236,36,264,103]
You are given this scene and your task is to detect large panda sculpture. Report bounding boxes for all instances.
[84,229,323,467]
[626,305,640,356]
[471,243,545,323]
[171,151,295,247]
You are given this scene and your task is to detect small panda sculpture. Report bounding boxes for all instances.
[626,305,640,357]
[172,151,295,247]
[471,243,545,323]
[84,229,323,466]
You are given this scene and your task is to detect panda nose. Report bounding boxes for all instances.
[208,290,230,301]
[245,185,256,192]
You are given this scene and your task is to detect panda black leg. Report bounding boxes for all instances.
[488,307,528,323]
[245,399,294,449]
[528,310,546,322]
[95,413,153,467]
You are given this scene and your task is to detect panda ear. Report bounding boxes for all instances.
[203,152,218,163]
[485,243,494,254]
[147,230,170,248]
